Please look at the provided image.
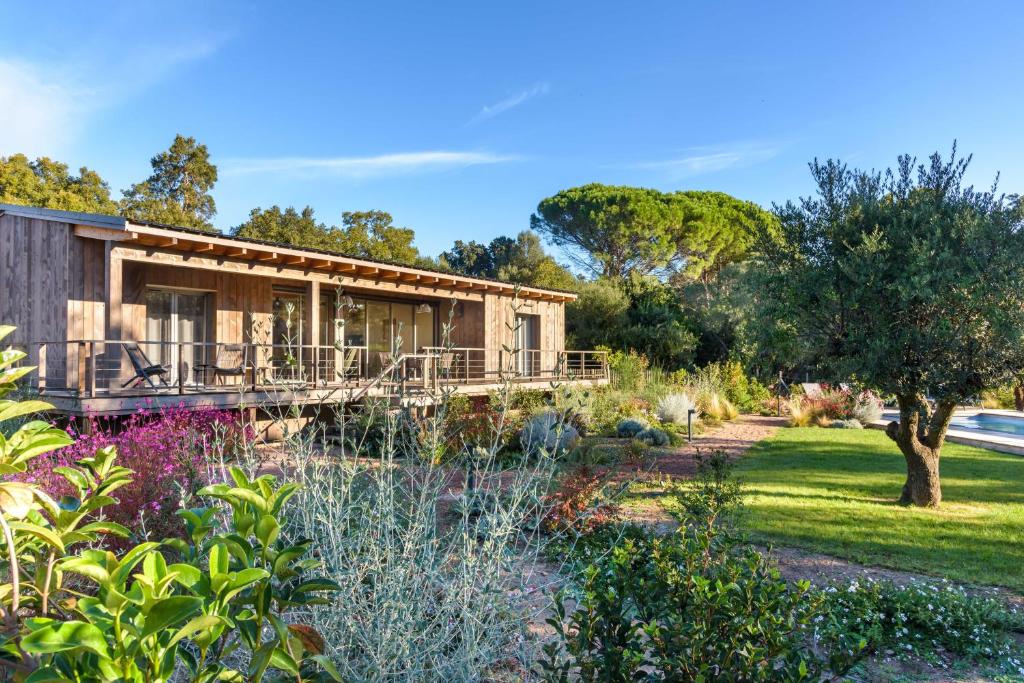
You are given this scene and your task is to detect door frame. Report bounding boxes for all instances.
[144,286,212,384]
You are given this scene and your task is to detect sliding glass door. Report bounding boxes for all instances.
[145,289,209,384]
[317,294,437,375]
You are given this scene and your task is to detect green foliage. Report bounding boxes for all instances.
[635,427,669,447]
[233,206,425,266]
[816,578,1024,675]
[0,154,118,214]
[566,280,629,350]
[759,149,1024,402]
[531,184,770,280]
[120,134,219,231]
[0,329,339,681]
[540,453,833,681]
[440,230,579,291]
[614,417,647,439]
[603,347,649,391]
[569,277,696,369]
[531,184,681,278]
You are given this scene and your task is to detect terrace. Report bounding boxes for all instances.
[25,338,608,416]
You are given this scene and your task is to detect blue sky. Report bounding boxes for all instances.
[2,1,1023,258]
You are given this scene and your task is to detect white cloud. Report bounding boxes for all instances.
[0,37,224,158]
[220,151,519,178]
[629,142,782,179]
[0,60,83,158]
[469,82,550,124]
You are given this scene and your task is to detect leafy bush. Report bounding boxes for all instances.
[830,418,863,429]
[615,417,648,438]
[540,453,834,681]
[520,409,580,457]
[541,466,620,534]
[816,577,1024,675]
[636,426,670,447]
[0,330,338,682]
[604,347,649,391]
[18,404,244,545]
[655,392,697,425]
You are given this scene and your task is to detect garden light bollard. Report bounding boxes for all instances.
[687,408,696,443]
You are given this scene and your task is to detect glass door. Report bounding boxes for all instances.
[515,314,539,376]
[145,289,208,384]
[366,301,391,372]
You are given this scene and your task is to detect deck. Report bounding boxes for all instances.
[26,340,609,416]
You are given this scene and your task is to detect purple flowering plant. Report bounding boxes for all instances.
[17,402,250,546]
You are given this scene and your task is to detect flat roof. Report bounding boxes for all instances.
[0,203,576,302]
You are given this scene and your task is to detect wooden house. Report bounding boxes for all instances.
[0,203,606,425]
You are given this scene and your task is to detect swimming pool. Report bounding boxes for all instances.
[949,413,1024,437]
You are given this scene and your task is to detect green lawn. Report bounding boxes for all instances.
[735,427,1024,591]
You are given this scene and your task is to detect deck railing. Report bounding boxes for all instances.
[18,340,608,399]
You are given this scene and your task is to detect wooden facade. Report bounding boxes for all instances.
[0,203,601,417]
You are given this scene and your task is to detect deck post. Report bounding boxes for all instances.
[178,342,186,395]
[37,343,47,393]
[76,342,86,396]
[88,342,97,397]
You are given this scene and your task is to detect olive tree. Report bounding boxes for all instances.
[758,147,1024,507]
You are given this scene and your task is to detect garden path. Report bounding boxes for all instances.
[614,415,786,529]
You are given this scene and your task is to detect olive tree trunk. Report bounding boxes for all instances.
[1014,383,1024,412]
[884,394,956,507]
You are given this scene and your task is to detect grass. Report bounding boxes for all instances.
[735,427,1024,591]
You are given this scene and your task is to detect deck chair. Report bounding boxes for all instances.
[336,347,360,381]
[438,351,460,379]
[193,344,246,386]
[800,382,824,399]
[122,343,172,389]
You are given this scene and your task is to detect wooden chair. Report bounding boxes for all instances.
[193,344,247,386]
[121,343,172,389]
[438,351,460,379]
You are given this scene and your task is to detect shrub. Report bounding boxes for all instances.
[21,404,244,545]
[698,391,737,423]
[830,418,863,429]
[541,453,839,681]
[281,387,562,680]
[721,395,739,421]
[655,392,697,425]
[541,466,619,534]
[0,331,337,682]
[615,417,648,438]
[622,438,650,462]
[520,410,580,457]
[816,578,1024,675]
[636,427,670,447]
[850,391,883,424]
[604,347,650,391]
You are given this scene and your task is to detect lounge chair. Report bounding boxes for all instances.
[122,343,172,389]
[193,344,246,386]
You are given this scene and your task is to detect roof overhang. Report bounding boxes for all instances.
[0,203,576,302]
